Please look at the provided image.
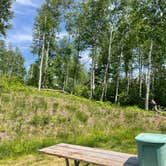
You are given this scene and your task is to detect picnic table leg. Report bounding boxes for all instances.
[74,160,80,166]
[65,158,70,166]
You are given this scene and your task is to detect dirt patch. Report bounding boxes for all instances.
[0,132,10,140]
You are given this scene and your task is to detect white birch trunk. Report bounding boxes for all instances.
[72,41,80,94]
[38,32,45,91]
[45,41,50,72]
[63,63,69,92]
[115,76,119,103]
[126,72,130,95]
[64,34,70,91]
[126,58,132,95]
[145,39,153,110]
[100,26,113,101]
[90,54,95,100]
[139,48,143,97]
[115,50,122,103]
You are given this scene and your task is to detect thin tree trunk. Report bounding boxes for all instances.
[90,53,95,100]
[66,64,69,87]
[151,71,155,94]
[72,45,79,94]
[115,49,122,103]
[63,63,69,91]
[126,72,130,95]
[139,73,143,97]
[126,58,132,95]
[38,16,46,91]
[38,32,45,91]
[63,34,70,92]
[145,39,153,110]
[43,41,50,87]
[115,76,119,103]
[139,48,143,97]
[45,42,49,72]
[100,26,113,101]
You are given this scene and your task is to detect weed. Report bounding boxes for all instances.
[53,102,59,111]
[75,110,88,123]
[66,105,77,112]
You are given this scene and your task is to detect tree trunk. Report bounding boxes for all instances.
[145,39,153,110]
[139,48,143,97]
[43,41,50,87]
[151,71,155,94]
[38,33,45,91]
[45,42,50,72]
[115,76,119,103]
[126,58,132,95]
[63,63,69,92]
[126,72,130,95]
[100,26,113,101]
[115,50,122,103]
[90,53,95,100]
[72,45,79,94]
[63,34,70,92]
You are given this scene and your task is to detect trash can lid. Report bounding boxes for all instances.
[135,133,166,143]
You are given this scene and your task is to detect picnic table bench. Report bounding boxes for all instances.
[39,143,138,166]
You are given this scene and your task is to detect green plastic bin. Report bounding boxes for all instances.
[135,133,166,166]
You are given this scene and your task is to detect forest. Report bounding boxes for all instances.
[1,0,166,109]
[0,0,166,165]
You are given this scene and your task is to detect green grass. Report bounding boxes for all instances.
[0,78,166,163]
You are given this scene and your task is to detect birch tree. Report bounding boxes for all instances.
[32,1,60,90]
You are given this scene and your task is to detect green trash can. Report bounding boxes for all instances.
[135,133,166,166]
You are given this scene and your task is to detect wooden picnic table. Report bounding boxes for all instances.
[39,143,138,166]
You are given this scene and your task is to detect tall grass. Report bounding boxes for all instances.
[0,78,165,160]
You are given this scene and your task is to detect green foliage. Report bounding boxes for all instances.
[0,0,13,36]
[0,76,30,93]
[0,43,26,80]
[118,92,130,105]
[119,91,145,108]
[27,0,166,110]
[74,85,90,98]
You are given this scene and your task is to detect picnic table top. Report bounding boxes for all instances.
[39,143,138,166]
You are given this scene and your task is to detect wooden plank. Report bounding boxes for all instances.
[59,144,137,159]
[39,144,138,166]
[39,143,138,166]
[40,148,136,166]
[43,144,138,164]
[42,146,135,163]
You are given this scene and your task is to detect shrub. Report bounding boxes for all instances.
[74,85,90,98]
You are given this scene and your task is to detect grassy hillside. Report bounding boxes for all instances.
[0,78,166,165]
